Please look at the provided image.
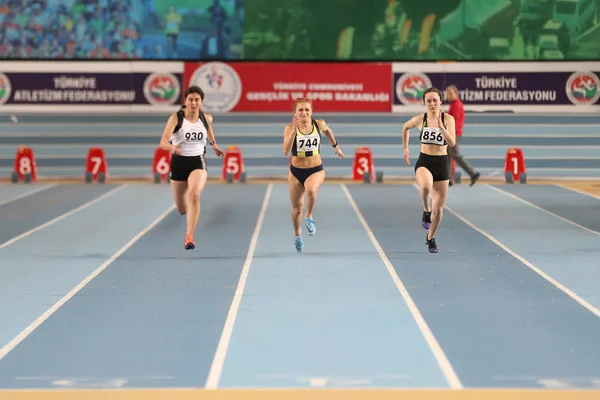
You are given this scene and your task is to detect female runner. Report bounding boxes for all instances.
[283,97,344,252]
[401,87,456,253]
[159,85,224,250]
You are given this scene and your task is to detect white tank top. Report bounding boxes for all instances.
[170,115,208,157]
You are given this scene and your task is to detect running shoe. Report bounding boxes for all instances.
[422,211,432,229]
[305,217,316,235]
[294,235,304,252]
[425,234,438,253]
[185,234,195,250]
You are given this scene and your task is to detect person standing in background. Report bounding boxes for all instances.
[164,6,182,58]
[208,0,227,37]
[445,85,480,186]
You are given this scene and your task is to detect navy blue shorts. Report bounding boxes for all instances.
[290,164,324,186]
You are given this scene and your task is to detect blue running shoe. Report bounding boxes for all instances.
[421,211,432,229]
[425,234,438,253]
[305,217,316,235]
[294,235,304,252]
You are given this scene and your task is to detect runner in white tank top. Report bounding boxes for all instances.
[159,85,224,250]
[170,116,209,157]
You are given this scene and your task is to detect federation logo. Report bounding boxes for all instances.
[189,62,242,113]
[565,72,600,106]
[143,72,180,105]
[395,73,432,105]
[0,72,12,105]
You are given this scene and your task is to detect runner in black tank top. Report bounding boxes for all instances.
[401,87,457,253]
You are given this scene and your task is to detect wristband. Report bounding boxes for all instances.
[332,142,338,148]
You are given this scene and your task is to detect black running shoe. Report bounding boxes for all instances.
[425,234,438,253]
[422,211,432,229]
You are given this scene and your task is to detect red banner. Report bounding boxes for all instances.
[183,62,392,113]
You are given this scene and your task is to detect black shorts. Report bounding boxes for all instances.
[290,164,324,186]
[414,152,449,182]
[170,154,207,181]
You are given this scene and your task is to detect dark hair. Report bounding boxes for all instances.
[184,85,205,101]
[422,87,442,102]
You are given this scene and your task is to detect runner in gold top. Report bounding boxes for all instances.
[283,97,345,252]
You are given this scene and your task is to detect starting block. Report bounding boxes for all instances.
[85,147,108,183]
[352,147,379,183]
[504,147,527,184]
[222,145,245,183]
[152,147,171,183]
[225,171,247,183]
[11,146,37,183]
